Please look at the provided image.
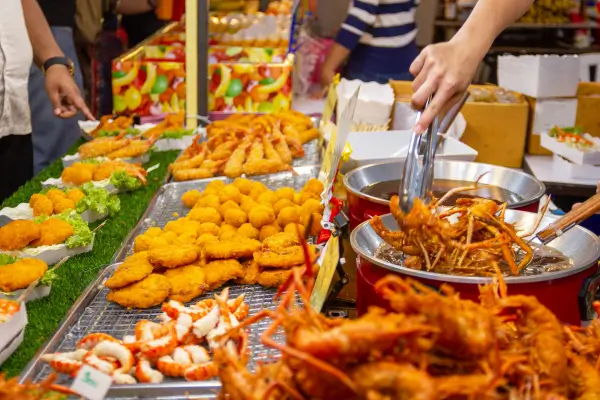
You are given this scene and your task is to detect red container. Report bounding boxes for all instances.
[350,213,600,326]
[344,160,546,230]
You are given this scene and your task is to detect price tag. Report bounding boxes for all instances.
[71,364,112,400]
[310,235,340,312]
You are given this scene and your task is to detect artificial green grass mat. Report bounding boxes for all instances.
[0,149,179,377]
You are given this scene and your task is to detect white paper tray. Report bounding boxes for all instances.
[1,236,94,265]
[0,203,107,226]
[42,177,118,194]
[62,153,150,168]
[0,302,27,365]
[541,132,600,166]
[0,329,25,366]
[552,154,600,180]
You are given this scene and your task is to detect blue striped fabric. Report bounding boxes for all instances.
[335,0,419,77]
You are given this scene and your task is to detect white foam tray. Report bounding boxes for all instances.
[62,153,150,169]
[42,177,118,194]
[541,132,600,166]
[0,301,27,365]
[0,203,107,226]
[0,329,25,366]
[1,236,94,265]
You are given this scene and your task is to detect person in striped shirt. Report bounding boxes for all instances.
[320,0,419,87]
[410,0,535,133]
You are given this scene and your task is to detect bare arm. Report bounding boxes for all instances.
[322,43,350,77]
[21,0,64,67]
[116,0,154,15]
[410,0,535,133]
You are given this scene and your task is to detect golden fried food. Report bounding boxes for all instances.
[196,233,219,246]
[300,198,324,216]
[298,190,320,204]
[30,218,74,247]
[262,232,300,251]
[148,245,199,268]
[274,187,295,201]
[257,191,277,206]
[197,194,221,209]
[259,224,281,241]
[284,223,305,238]
[52,197,76,214]
[248,205,276,229]
[0,258,48,292]
[304,178,324,195]
[256,269,292,288]
[219,185,241,204]
[106,274,171,309]
[145,227,163,238]
[198,222,220,236]
[240,197,258,214]
[254,245,317,268]
[218,224,238,240]
[181,190,202,208]
[219,200,240,216]
[104,252,153,289]
[175,232,197,246]
[188,207,222,225]
[0,220,41,251]
[29,194,53,217]
[61,162,95,185]
[46,189,67,202]
[160,231,178,244]
[224,208,248,228]
[206,180,226,192]
[237,223,259,240]
[204,239,262,259]
[164,218,200,236]
[274,198,294,214]
[164,265,208,303]
[236,260,260,285]
[66,188,85,205]
[249,182,268,200]
[202,259,244,289]
[232,177,252,195]
[277,206,301,227]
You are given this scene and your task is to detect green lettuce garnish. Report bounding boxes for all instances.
[96,127,140,137]
[77,183,121,216]
[35,212,93,249]
[0,254,17,266]
[110,170,143,191]
[40,268,59,286]
[161,129,195,139]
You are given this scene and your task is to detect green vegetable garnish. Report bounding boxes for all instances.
[0,254,18,266]
[35,212,93,249]
[76,183,121,216]
[110,170,143,191]
[161,129,195,139]
[40,268,59,286]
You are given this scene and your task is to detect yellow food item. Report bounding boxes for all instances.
[220,200,240,216]
[237,223,259,240]
[197,194,221,209]
[145,227,163,238]
[181,190,202,208]
[198,222,220,236]
[300,198,324,216]
[224,208,248,228]
[218,185,241,204]
[188,207,223,225]
[274,187,295,201]
[248,205,276,229]
[257,191,277,206]
[284,223,305,238]
[232,178,253,195]
[277,206,301,227]
[259,224,281,241]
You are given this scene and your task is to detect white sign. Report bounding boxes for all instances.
[71,364,112,400]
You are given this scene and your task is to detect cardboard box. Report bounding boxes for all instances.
[552,154,600,180]
[540,131,600,165]
[525,97,578,155]
[579,53,600,82]
[497,54,580,98]
[389,81,529,168]
[576,82,600,138]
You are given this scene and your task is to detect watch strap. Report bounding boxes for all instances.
[42,57,75,76]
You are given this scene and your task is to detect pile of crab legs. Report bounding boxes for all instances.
[370,174,552,276]
[211,226,600,400]
[41,288,249,384]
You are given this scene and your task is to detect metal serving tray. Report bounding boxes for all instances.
[20,263,287,399]
[113,165,321,263]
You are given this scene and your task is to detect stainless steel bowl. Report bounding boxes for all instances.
[344,160,546,209]
[351,212,600,284]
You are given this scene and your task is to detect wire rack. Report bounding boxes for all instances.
[113,165,321,263]
[22,264,289,399]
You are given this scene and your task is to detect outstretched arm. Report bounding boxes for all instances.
[410,0,535,133]
[21,0,63,67]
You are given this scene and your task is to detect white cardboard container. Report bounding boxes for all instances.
[0,302,27,366]
[42,177,118,194]
[497,55,580,98]
[0,203,108,226]
[1,236,94,265]
[0,329,25,366]
[336,79,394,126]
[341,130,478,173]
[552,154,600,180]
[530,98,578,136]
[540,132,600,165]
[391,103,467,140]
[62,153,150,168]
[5,285,52,302]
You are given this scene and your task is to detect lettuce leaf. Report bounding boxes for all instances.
[110,170,143,191]
[0,254,17,266]
[161,128,195,139]
[76,183,121,216]
[35,211,93,249]
[96,127,140,137]
[40,268,59,286]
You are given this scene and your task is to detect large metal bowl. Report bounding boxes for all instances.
[350,212,600,324]
[343,160,546,229]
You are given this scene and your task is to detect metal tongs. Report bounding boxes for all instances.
[398,92,469,213]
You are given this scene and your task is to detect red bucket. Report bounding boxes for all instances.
[344,160,546,230]
[350,213,600,326]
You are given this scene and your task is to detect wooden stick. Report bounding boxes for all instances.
[537,193,600,244]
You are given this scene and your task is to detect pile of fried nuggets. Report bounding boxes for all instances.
[105,177,324,309]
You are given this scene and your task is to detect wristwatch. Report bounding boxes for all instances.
[42,57,75,76]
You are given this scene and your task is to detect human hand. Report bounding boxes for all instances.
[572,181,600,210]
[409,39,481,133]
[319,65,336,97]
[45,66,95,120]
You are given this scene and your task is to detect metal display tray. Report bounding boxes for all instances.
[113,164,321,263]
[20,263,287,399]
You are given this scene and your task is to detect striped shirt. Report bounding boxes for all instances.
[336,0,419,78]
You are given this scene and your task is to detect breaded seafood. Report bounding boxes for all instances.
[0,258,48,292]
[30,218,74,247]
[104,252,153,290]
[0,220,41,251]
[106,274,171,309]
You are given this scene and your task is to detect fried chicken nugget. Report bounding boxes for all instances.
[204,239,261,259]
[46,188,67,202]
[196,194,220,209]
[274,187,295,202]
[254,245,317,269]
[52,197,76,214]
[259,224,281,241]
[277,206,301,227]
[224,208,247,228]
[104,252,153,289]
[0,220,41,251]
[198,223,220,236]
[164,265,208,302]
[30,218,74,247]
[202,259,244,290]
[303,178,324,195]
[188,207,222,225]
[262,232,300,252]
[218,185,241,204]
[284,223,305,238]
[257,269,292,288]
[181,190,202,208]
[248,205,275,229]
[237,223,259,240]
[236,260,260,285]
[164,218,200,236]
[148,245,199,268]
[29,194,54,217]
[0,258,48,292]
[196,233,219,246]
[66,188,86,205]
[107,274,171,309]
[232,178,252,195]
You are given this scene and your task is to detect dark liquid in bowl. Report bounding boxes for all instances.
[362,179,524,205]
